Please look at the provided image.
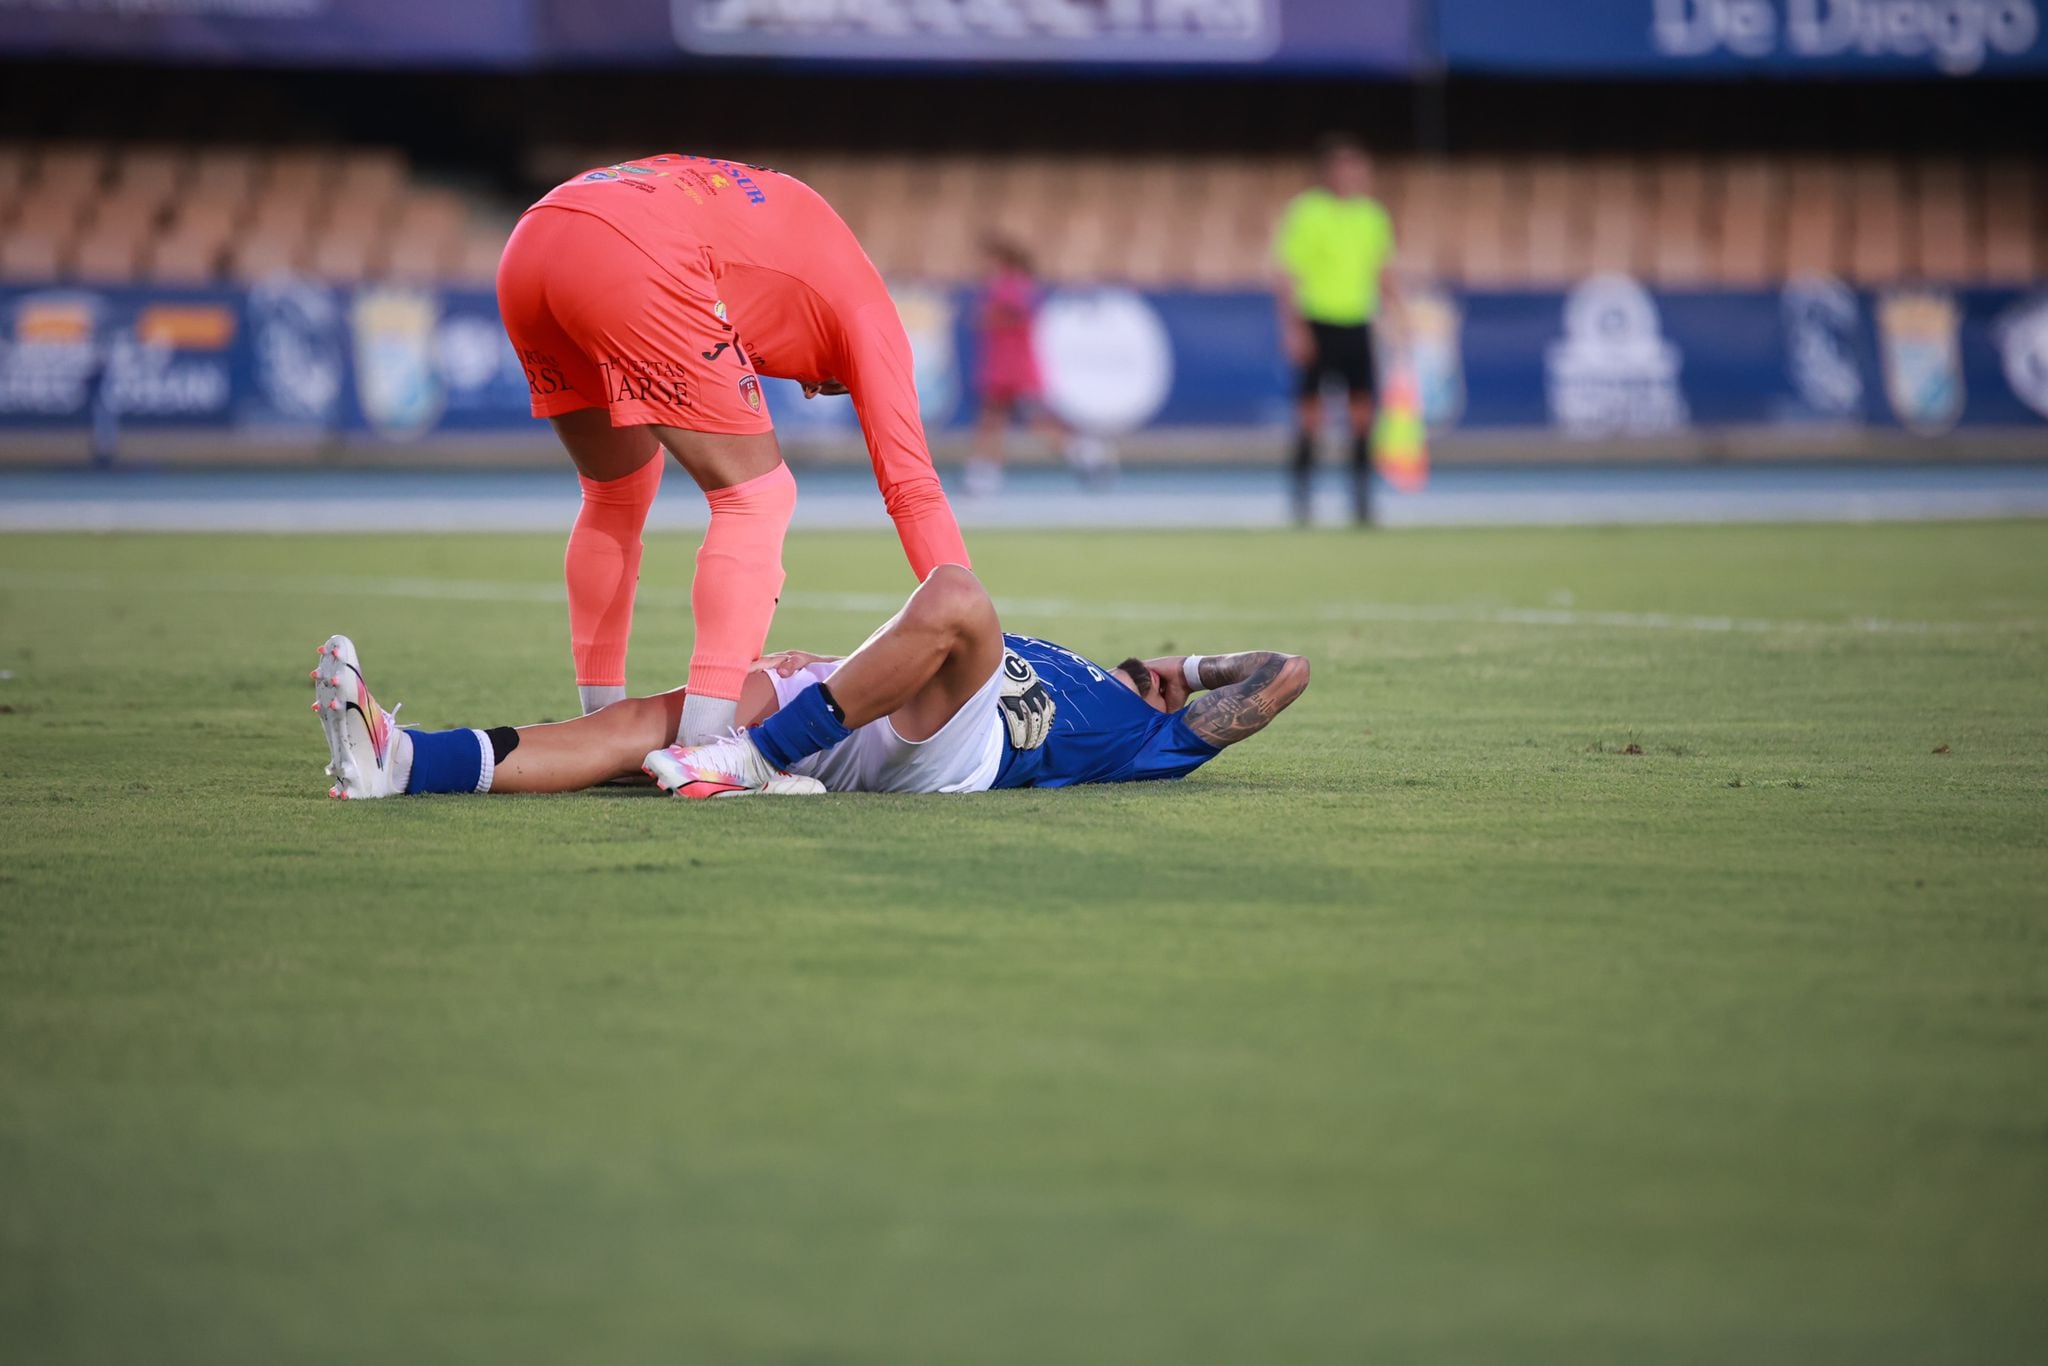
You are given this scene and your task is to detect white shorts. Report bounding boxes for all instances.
[766,660,1006,794]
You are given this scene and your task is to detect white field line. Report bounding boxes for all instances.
[0,567,2035,638]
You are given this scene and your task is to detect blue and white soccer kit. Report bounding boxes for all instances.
[761,633,1221,794]
[987,634,1220,789]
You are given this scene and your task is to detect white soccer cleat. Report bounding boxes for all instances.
[311,634,404,799]
[642,732,825,799]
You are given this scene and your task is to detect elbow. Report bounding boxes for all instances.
[1279,654,1311,707]
[882,475,950,521]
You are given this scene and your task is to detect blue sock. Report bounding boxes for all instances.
[750,683,852,770]
[403,727,489,794]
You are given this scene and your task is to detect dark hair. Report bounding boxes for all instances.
[1116,657,1153,699]
[1315,132,1366,162]
[981,232,1036,275]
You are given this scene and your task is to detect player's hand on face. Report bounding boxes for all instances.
[1145,657,1192,711]
[1156,670,1191,712]
[752,650,838,677]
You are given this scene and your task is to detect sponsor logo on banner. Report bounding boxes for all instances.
[103,300,235,419]
[1405,287,1465,429]
[1035,287,1174,436]
[433,313,517,402]
[1878,290,1964,433]
[1545,274,1688,436]
[890,283,959,426]
[677,0,1283,62]
[352,288,444,438]
[1781,275,1864,417]
[0,292,100,416]
[1993,294,2048,419]
[1652,0,2041,76]
[248,278,344,424]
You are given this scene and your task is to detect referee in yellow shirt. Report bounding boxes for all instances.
[1274,135,1399,526]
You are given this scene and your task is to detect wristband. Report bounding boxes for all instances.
[1182,656,1207,691]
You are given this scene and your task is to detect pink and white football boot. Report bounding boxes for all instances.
[310,634,406,799]
[643,732,824,799]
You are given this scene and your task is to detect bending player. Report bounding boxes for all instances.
[496,153,970,744]
[311,568,1309,800]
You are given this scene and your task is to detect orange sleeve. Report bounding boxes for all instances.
[841,303,971,579]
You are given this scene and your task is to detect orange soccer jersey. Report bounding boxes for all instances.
[497,153,968,579]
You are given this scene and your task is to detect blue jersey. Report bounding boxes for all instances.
[990,634,1221,790]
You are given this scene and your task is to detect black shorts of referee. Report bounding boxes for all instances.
[1295,320,1379,403]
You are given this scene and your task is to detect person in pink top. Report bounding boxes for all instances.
[495,153,971,745]
[966,234,1113,496]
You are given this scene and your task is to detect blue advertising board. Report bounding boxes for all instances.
[0,0,536,67]
[4,277,2046,443]
[0,0,1416,71]
[1436,0,2048,77]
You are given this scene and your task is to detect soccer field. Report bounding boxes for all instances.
[3,522,2046,1363]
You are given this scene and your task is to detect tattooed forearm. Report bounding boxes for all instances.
[1196,652,1284,691]
[1185,652,1311,748]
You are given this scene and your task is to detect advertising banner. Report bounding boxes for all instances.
[0,0,535,67]
[648,0,1414,72]
[1436,0,2048,78]
[5,277,2046,443]
[0,0,1415,71]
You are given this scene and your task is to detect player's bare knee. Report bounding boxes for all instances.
[911,564,989,633]
[593,694,674,750]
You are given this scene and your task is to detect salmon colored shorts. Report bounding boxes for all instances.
[495,205,772,434]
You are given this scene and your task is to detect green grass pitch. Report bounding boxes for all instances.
[2,521,2046,1364]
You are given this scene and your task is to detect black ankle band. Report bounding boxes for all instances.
[816,683,848,724]
[484,726,521,763]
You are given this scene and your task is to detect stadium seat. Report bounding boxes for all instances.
[1981,161,2038,283]
[0,230,63,282]
[1524,159,1586,285]
[1847,159,1906,284]
[1386,158,1447,280]
[107,147,189,214]
[452,231,505,286]
[0,143,34,219]
[33,143,109,200]
[1455,161,1519,286]
[71,223,146,283]
[1783,160,1846,279]
[1648,159,1709,285]
[1585,159,1646,277]
[1912,160,1976,281]
[1714,159,1782,286]
[149,231,226,285]
[227,232,304,282]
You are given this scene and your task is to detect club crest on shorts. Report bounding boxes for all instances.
[739,374,762,412]
[1879,291,1964,434]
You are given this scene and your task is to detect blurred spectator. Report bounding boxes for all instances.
[966,233,1113,497]
[1274,135,1399,526]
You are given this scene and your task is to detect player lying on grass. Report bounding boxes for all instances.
[312,567,1309,800]
[497,153,970,746]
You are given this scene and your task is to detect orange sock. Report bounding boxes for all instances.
[565,455,663,689]
[688,462,797,703]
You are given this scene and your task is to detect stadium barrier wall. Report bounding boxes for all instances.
[2,278,2045,459]
[10,0,2043,77]
[1436,0,2048,78]
[0,0,1416,72]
